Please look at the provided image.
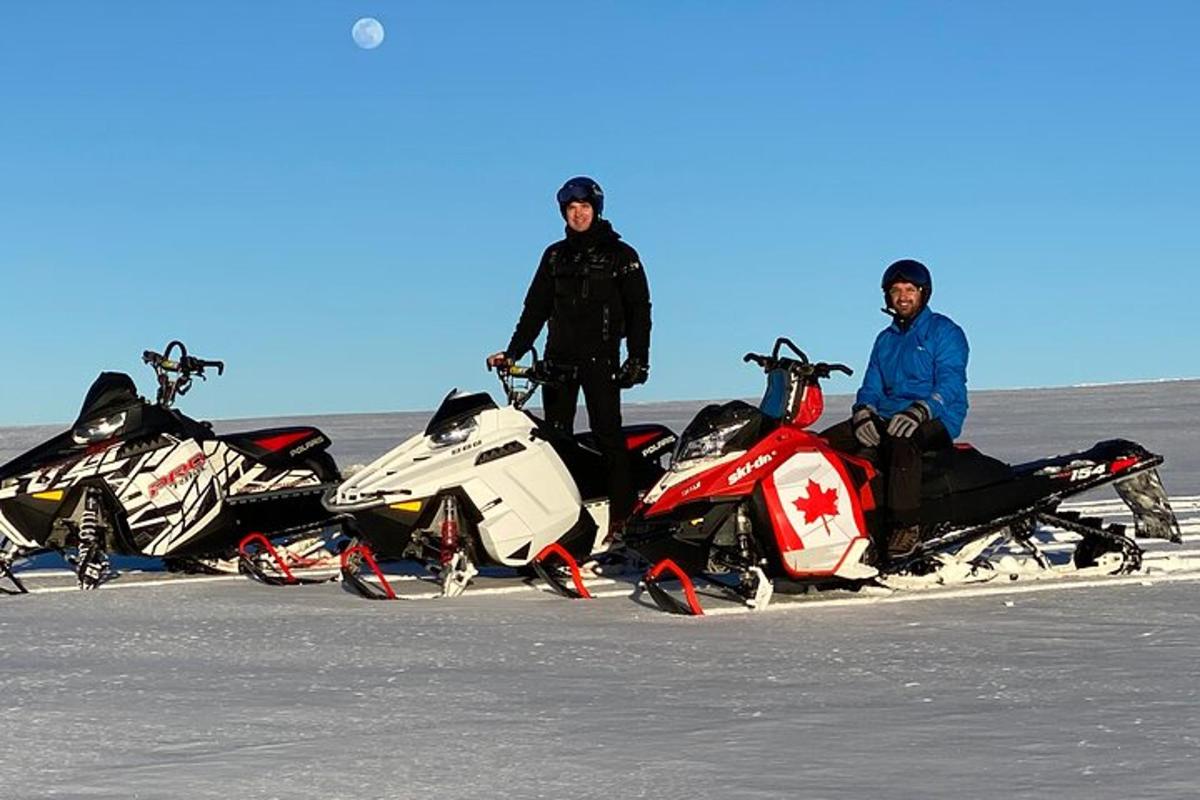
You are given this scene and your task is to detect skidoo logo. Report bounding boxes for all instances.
[727,452,775,486]
[288,435,326,457]
[148,454,206,498]
[641,434,677,457]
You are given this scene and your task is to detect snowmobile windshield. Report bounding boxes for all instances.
[425,391,497,447]
[71,372,143,444]
[672,401,766,467]
[75,372,140,425]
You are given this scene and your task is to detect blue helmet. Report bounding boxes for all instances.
[556,176,604,218]
[881,259,932,307]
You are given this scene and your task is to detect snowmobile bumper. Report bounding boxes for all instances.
[621,512,714,577]
[340,502,425,560]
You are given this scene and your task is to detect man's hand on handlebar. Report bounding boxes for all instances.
[486,351,512,372]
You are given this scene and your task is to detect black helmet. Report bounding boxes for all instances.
[556,176,604,218]
[881,259,932,308]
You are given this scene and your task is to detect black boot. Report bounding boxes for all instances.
[887,524,922,561]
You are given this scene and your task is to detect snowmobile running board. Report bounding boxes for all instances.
[339,543,398,600]
[225,482,336,506]
[642,558,705,616]
[530,542,593,599]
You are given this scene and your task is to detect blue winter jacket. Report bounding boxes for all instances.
[855,306,969,439]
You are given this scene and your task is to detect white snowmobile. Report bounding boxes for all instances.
[322,357,676,599]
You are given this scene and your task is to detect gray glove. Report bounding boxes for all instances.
[886,402,930,438]
[852,405,880,448]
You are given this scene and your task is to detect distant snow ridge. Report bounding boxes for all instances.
[1071,376,1200,388]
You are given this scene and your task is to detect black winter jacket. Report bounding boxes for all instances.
[505,219,651,365]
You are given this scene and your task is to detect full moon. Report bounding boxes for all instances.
[352,17,385,50]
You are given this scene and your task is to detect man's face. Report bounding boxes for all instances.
[564,200,595,233]
[888,281,923,319]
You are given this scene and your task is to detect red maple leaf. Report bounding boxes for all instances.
[793,479,838,525]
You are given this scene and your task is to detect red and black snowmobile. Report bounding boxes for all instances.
[622,338,1182,615]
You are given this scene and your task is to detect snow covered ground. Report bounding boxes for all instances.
[2,381,1198,799]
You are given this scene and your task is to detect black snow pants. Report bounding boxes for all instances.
[821,416,951,528]
[541,359,633,527]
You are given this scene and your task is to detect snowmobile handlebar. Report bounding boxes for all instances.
[496,349,580,409]
[142,342,225,379]
[744,338,853,381]
[142,341,225,408]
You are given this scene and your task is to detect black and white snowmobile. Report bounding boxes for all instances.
[623,338,1183,615]
[323,357,676,600]
[0,341,342,593]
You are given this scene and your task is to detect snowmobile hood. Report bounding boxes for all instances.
[327,405,546,510]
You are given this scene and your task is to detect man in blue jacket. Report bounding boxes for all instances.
[824,259,969,561]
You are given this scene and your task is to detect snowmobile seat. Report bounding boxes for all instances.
[541,423,673,503]
[920,444,1014,500]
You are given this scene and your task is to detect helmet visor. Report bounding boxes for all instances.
[556,182,600,205]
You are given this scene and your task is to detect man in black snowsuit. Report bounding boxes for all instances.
[487,176,652,532]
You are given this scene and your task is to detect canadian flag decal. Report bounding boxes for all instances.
[793,479,839,530]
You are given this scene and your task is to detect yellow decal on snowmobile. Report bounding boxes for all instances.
[389,500,422,513]
[32,490,64,502]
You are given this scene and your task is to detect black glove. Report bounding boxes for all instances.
[852,405,880,448]
[617,358,649,389]
[886,402,930,438]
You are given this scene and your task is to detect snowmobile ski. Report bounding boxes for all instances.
[530,541,593,599]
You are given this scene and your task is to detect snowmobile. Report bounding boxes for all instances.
[0,341,341,593]
[324,356,677,600]
[623,338,1183,615]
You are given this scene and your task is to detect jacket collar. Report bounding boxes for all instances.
[889,304,931,334]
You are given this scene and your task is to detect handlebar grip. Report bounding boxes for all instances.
[743,353,769,366]
[812,362,854,378]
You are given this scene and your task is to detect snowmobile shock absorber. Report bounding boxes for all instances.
[735,504,754,566]
[75,487,109,590]
[439,495,461,566]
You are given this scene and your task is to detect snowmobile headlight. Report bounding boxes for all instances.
[71,411,128,445]
[429,418,476,449]
[673,421,748,466]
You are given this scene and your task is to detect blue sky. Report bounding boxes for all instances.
[1,1,1196,424]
